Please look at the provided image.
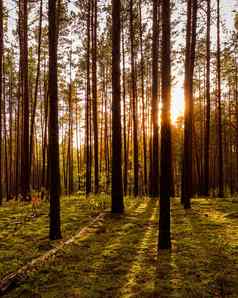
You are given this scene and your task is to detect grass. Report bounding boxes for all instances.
[1,196,238,297]
[0,194,114,279]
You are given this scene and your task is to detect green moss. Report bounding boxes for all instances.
[2,196,238,297]
[0,195,108,278]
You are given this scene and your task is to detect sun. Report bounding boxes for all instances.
[171,84,184,123]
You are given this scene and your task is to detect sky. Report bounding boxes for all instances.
[5,0,237,42]
[171,0,238,122]
[4,0,238,123]
[221,0,237,30]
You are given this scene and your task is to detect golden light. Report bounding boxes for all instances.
[171,85,184,124]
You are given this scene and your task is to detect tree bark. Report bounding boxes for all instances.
[139,0,148,195]
[85,0,92,195]
[0,0,3,204]
[203,0,211,196]
[122,16,128,196]
[129,0,139,197]
[29,0,43,177]
[111,0,124,213]
[151,0,159,197]
[181,0,198,209]
[92,0,99,193]
[48,0,61,240]
[67,50,74,194]
[217,0,224,198]
[19,0,30,200]
[159,0,172,250]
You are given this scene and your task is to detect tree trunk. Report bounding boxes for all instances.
[122,16,128,196]
[67,51,74,194]
[41,59,49,194]
[19,0,30,200]
[111,0,124,213]
[85,0,92,195]
[129,0,139,197]
[139,0,148,195]
[15,73,21,197]
[217,0,224,198]
[29,0,43,177]
[92,0,99,193]
[9,59,13,196]
[203,0,211,196]
[181,0,197,209]
[76,98,81,191]
[3,64,9,201]
[151,0,159,197]
[0,0,3,204]
[159,0,172,250]
[48,0,61,240]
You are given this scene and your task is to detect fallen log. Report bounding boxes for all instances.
[0,211,108,296]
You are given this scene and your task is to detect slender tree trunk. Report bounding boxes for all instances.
[181,0,197,209]
[127,96,132,194]
[99,91,103,175]
[76,98,80,191]
[30,0,42,175]
[41,62,49,193]
[104,70,110,193]
[159,0,172,250]
[9,60,13,196]
[48,0,61,240]
[235,64,238,192]
[67,50,74,194]
[217,0,224,198]
[139,0,148,195]
[122,17,128,196]
[228,86,233,194]
[111,0,124,213]
[129,0,139,196]
[0,0,3,204]
[19,0,30,200]
[203,0,211,196]
[15,73,21,197]
[61,123,67,192]
[85,0,91,195]
[181,0,192,206]
[151,0,159,197]
[92,0,99,193]
[3,65,9,201]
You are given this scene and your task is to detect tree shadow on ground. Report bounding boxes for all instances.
[5,198,238,298]
[6,198,157,298]
[157,198,238,298]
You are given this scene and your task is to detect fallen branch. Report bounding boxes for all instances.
[0,211,108,296]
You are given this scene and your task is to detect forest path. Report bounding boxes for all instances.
[3,197,238,298]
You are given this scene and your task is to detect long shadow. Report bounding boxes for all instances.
[153,199,182,298]
[192,197,238,218]
[170,200,238,298]
[116,205,158,297]
[7,199,153,298]
[154,251,174,298]
[84,198,157,297]
[0,198,113,280]
[192,211,237,296]
[13,198,237,298]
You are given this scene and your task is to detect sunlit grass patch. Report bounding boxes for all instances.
[0,194,109,278]
[2,196,238,297]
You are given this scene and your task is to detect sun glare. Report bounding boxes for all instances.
[171,85,184,124]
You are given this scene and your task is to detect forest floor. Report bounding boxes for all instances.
[1,195,238,297]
